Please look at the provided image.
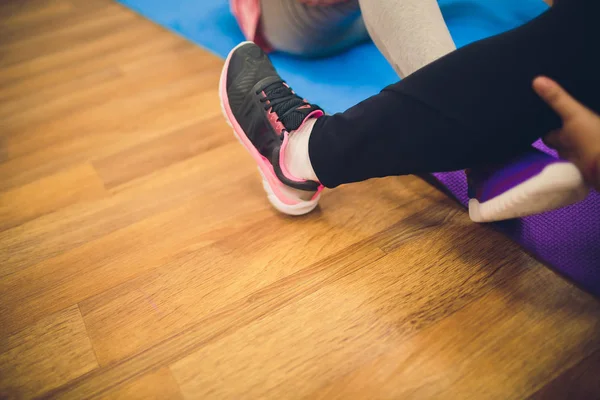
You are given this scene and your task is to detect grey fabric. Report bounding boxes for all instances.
[259,0,455,73]
[359,0,456,78]
[259,0,369,57]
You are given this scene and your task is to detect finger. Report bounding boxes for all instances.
[532,76,584,122]
[593,158,600,192]
[582,152,600,191]
[542,129,562,149]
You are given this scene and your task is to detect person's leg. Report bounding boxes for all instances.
[309,0,599,187]
[260,0,370,57]
[356,0,590,222]
[358,0,456,78]
[220,0,597,215]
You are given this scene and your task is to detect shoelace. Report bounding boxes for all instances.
[257,80,317,131]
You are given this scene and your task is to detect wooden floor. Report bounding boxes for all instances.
[0,0,599,398]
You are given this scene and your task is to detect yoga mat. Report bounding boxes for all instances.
[117,0,600,295]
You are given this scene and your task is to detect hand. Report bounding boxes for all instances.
[533,76,600,191]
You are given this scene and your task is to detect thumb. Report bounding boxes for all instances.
[533,76,587,123]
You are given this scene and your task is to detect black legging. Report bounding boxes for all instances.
[309,0,600,188]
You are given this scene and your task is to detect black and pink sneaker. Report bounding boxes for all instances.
[219,42,324,215]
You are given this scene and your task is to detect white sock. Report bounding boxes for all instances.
[284,118,319,182]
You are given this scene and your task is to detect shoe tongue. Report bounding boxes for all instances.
[269,87,317,131]
[281,106,316,131]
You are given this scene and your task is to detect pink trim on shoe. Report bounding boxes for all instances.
[278,110,324,186]
[219,42,321,208]
[311,185,324,201]
[280,128,324,202]
[262,90,286,135]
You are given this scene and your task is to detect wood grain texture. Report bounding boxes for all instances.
[528,349,600,400]
[0,163,106,231]
[96,368,183,400]
[168,219,566,400]
[0,305,98,399]
[0,0,598,398]
[78,183,448,367]
[308,267,600,400]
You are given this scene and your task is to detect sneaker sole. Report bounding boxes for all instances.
[218,42,320,216]
[469,162,589,222]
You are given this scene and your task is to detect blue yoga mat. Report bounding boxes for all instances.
[117,0,600,295]
[117,0,548,113]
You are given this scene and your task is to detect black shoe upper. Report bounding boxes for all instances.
[226,42,322,191]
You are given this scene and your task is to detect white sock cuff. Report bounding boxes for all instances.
[284,118,319,182]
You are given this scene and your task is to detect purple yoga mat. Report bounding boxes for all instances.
[433,140,600,295]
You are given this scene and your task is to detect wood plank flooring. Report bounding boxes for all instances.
[0,0,598,398]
